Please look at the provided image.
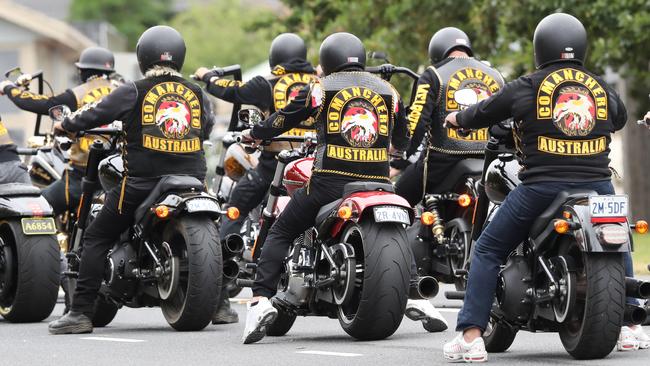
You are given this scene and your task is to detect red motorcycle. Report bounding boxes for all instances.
[234,112,413,340]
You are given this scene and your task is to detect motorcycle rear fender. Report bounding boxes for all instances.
[0,195,53,218]
[328,191,413,238]
[532,200,631,253]
[140,192,222,229]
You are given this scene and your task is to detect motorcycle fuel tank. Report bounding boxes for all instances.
[99,154,124,192]
[485,153,522,204]
[283,157,314,197]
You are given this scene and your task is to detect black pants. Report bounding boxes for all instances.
[253,175,356,298]
[220,153,277,241]
[395,151,462,206]
[71,177,159,315]
[41,169,83,216]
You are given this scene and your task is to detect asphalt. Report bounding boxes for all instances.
[1,285,649,366]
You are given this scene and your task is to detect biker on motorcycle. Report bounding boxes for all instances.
[0,115,30,184]
[193,33,317,325]
[0,46,119,216]
[47,25,215,334]
[238,32,411,344]
[442,13,649,362]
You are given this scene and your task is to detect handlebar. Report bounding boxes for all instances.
[78,128,122,136]
[16,147,40,155]
[191,64,242,81]
[366,64,419,81]
[223,131,316,145]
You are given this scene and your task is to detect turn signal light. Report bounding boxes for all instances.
[338,206,352,220]
[155,205,170,219]
[421,212,435,226]
[563,211,572,219]
[554,219,570,234]
[635,220,648,234]
[458,194,472,207]
[226,207,240,220]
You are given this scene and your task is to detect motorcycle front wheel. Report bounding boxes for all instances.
[160,216,223,331]
[337,220,410,340]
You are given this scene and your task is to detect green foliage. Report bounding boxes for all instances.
[69,0,174,50]
[170,0,275,74]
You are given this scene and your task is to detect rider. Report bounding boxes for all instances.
[0,46,118,215]
[392,27,505,206]
[47,25,215,334]
[442,13,649,361]
[0,115,30,184]
[193,33,317,325]
[238,32,410,344]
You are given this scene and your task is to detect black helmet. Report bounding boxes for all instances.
[269,33,307,67]
[75,47,115,72]
[428,27,473,64]
[319,32,366,76]
[533,13,587,69]
[136,25,186,74]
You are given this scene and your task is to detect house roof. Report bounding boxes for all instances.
[0,0,94,52]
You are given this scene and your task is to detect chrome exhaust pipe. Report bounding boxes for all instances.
[222,234,245,259]
[624,304,647,326]
[222,259,241,283]
[409,276,439,299]
[625,277,650,299]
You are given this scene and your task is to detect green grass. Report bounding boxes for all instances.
[633,234,650,275]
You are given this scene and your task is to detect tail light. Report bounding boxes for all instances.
[226,207,240,220]
[597,224,629,245]
[554,219,570,234]
[457,194,472,207]
[155,205,170,219]
[421,211,435,226]
[635,220,648,234]
[338,206,352,219]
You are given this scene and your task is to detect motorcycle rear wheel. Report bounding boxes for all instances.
[160,216,223,331]
[0,220,59,323]
[559,250,624,359]
[337,220,410,340]
[483,316,517,352]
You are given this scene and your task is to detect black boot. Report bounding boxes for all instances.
[48,311,93,335]
[212,288,239,324]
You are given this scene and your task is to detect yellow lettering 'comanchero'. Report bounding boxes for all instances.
[142,82,202,129]
[536,68,608,120]
[327,87,389,136]
[446,68,501,111]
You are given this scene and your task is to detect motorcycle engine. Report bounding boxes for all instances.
[105,242,138,299]
[496,255,533,323]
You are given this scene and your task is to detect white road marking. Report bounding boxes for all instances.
[81,337,145,343]
[437,308,460,313]
[296,350,363,357]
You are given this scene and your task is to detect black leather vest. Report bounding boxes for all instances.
[124,76,207,178]
[430,58,504,155]
[313,72,396,180]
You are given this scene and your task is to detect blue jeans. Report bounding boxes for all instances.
[456,180,638,332]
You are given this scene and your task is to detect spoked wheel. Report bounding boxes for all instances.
[160,217,222,331]
[483,315,517,353]
[337,221,410,340]
[558,238,624,359]
[446,220,471,291]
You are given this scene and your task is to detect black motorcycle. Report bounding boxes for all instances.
[52,106,226,331]
[452,92,650,359]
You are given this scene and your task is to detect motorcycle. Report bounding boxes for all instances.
[450,91,650,359]
[52,105,231,331]
[0,148,60,322]
[235,109,414,340]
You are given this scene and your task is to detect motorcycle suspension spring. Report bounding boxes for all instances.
[424,195,445,240]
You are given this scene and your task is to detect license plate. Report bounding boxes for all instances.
[373,206,410,224]
[21,217,56,235]
[185,198,220,213]
[589,195,628,218]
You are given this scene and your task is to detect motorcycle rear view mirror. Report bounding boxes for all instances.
[238,109,264,127]
[4,66,22,80]
[454,88,478,107]
[48,105,71,122]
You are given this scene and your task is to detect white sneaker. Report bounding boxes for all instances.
[629,325,650,349]
[405,299,448,332]
[443,332,488,363]
[242,297,278,344]
[617,326,640,351]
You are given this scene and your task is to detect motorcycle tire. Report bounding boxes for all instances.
[483,317,517,352]
[161,216,223,331]
[92,297,118,327]
[0,220,59,322]
[338,221,410,340]
[559,252,624,359]
[266,305,297,336]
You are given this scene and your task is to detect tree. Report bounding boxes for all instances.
[278,0,650,218]
[170,0,275,74]
[69,0,174,50]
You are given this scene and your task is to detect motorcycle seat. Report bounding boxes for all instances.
[134,175,205,222]
[431,158,483,193]
[529,188,597,238]
[343,181,394,197]
[315,199,343,225]
[0,183,41,197]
